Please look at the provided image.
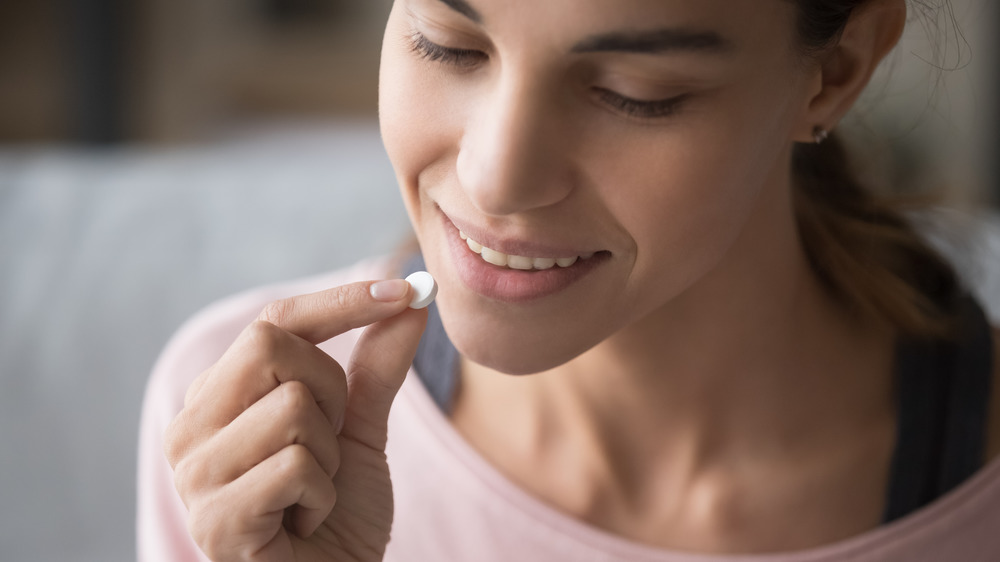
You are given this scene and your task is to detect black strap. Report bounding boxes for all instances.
[404,254,460,413]
[882,294,994,522]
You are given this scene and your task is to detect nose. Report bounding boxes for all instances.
[455,74,574,217]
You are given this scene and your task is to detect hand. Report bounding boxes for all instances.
[164,279,427,561]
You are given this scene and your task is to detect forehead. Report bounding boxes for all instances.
[420,0,798,53]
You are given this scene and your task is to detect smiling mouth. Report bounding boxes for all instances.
[459,230,600,271]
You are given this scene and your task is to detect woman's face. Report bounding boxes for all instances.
[380,0,816,374]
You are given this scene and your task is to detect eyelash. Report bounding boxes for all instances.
[406,30,688,120]
[596,89,687,119]
[408,30,487,68]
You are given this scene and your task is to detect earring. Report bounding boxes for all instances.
[813,126,829,144]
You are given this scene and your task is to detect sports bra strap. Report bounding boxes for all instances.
[882,294,994,522]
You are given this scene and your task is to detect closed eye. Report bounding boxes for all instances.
[595,88,688,119]
[408,30,487,68]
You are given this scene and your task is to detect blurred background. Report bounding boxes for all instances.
[1,0,390,143]
[0,0,998,561]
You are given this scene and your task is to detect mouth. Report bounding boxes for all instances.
[459,230,598,271]
[437,208,611,303]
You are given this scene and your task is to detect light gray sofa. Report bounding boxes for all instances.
[0,121,409,562]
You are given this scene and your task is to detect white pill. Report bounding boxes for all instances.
[405,271,438,309]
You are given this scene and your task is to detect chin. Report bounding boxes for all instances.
[449,332,582,376]
[435,296,604,376]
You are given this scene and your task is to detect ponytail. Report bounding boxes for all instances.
[792,133,962,339]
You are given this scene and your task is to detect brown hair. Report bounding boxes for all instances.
[789,0,962,339]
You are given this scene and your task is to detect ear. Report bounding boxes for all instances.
[793,0,907,142]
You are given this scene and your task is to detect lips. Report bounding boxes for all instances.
[460,230,597,270]
[437,208,609,303]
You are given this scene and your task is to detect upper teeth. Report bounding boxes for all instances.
[460,231,594,270]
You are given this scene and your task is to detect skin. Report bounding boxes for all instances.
[164,0,1000,560]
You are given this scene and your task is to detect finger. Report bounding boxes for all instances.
[184,321,350,432]
[343,306,428,451]
[247,445,338,538]
[190,444,336,561]
[200,381,342,485]
[183,278,411,411]
[257,279,413,345]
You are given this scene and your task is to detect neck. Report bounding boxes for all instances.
[454,246,895,470]
[450,166,897,500]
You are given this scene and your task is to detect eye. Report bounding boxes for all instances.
[407,31,488,69]
[595,88,688,120]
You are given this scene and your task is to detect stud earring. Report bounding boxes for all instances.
[813,126,829,144]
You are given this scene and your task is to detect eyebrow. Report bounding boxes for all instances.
[436,0,482,24]
[571,29,734,55]
[434,0,733,56]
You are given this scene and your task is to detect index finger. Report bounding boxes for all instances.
[257,279,414,344]
[182,278,414,407]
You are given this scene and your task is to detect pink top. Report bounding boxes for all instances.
[137,257,1000,562]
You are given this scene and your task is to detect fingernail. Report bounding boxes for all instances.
[370,279,409,302]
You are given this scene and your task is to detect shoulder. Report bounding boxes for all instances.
[142,256,401,415]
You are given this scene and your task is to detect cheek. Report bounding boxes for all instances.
[592,98,794,312]
[379,52,425,218]
[590,138,753,294]
[379,38,468,230]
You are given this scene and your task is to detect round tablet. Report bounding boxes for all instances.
[404,271,438,309]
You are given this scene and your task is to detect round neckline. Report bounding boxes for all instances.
[397,369,1000,561]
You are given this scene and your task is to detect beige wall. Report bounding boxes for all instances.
[0,1,70,141]
[126,0,392,142]
[846,0,997,205]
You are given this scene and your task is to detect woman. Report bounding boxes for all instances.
[139,0,1000,560]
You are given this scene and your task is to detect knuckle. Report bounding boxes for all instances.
[163,416,206,477]
[275,444,313,480]
[172,455,206,502]
[242,321,287,367]
[162,418,184,467]
[328,283,366,311]
[274,382,315,437]
[244,319,282,350]
[335,287,354,309]
[172,458,194,501]
[258,298,294,327]
[277,380,314,413]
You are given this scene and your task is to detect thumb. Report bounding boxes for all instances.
[342,306,428,450]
